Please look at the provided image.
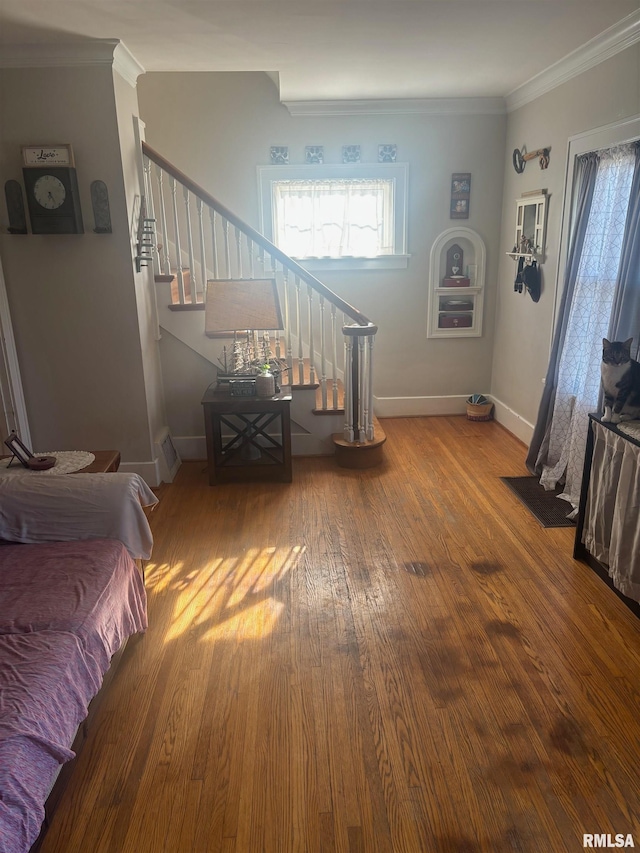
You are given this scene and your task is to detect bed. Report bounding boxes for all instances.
[0,538,148,853]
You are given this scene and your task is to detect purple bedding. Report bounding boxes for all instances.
[0,539,147,853]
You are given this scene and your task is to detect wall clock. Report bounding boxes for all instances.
[21,145,83,234]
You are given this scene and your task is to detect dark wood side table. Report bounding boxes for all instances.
[202,385,292,484]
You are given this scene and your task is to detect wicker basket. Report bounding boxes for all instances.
[466,401,494,421]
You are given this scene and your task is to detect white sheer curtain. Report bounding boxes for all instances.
[540,145,635,513]
[272,179,394,258]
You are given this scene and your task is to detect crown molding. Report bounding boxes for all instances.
[506,9,640,112]
[283,97,506,117]
[113,42,146,86]
[0,39,145,84]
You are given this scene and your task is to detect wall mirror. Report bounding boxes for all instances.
[512,191,548,260]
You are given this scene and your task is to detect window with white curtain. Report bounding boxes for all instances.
[272,178,394,259]
[258,163,409,271]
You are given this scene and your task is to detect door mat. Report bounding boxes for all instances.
[500,476,575,528]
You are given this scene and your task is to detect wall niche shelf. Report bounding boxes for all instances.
[428,227,486,338]
[506,252,536,262]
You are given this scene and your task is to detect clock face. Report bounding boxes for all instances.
[33,174,67,210]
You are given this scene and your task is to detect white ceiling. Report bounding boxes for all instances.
[1,1,639,103]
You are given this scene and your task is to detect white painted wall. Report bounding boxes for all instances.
[491,46,640,443]
[137,72,507,434]
[0,59,167,477]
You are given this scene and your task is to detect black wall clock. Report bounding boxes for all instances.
[23,166,84,234]
[22,147,83,235]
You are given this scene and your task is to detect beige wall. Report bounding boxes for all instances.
[137,72,507,431]
[0,62,165,471]
[492,46,640,438]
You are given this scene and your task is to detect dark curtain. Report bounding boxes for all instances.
[526,152,600,475]
[609,142,640,349]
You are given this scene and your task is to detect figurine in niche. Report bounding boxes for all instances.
[519,235,534,255]
[443,243,470,287]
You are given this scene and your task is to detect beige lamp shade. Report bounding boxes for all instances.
[205,278,283,335]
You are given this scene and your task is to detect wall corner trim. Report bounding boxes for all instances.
[506,9,640,112]
[0,38,145,82]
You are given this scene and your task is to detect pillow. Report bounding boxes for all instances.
[0,473,158,559]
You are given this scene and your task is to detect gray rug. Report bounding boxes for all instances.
[500,476,575,528]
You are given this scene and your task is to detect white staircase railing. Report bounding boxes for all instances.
[141,142,377,444]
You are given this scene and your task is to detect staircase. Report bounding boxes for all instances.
[140,142,386,467]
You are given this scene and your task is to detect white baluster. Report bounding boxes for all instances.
[295,276,304,385]
[223,220,231,278]
[343,334,354,442]
[235,227,243,279]
[320,296,327,410]
[331,304,338,409]
[248,237,255,279]
[156,167,170,275]
[209,208,219,279]
[183,188,196,303]
[284,269,293,379]
[367,333,375,440]
[143,159,158,275]
[358,336,366,441]
[307,285,315,385]
[197,198,207,304]
[169,176,185,303]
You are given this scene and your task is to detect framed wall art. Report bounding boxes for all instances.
[450,173,471,220]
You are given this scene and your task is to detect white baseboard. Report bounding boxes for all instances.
[173,432,334,461]
[373,393,534,447]
[119,458,162,487]
[173,435,206,460]
[490,396,534,446]
[374,394,469,417]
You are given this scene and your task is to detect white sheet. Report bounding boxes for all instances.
[0,473,158,560]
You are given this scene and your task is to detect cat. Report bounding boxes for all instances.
[601,338,640,423]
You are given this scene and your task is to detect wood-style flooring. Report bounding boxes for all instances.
[38,416,640,852]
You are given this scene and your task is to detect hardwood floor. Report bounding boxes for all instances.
[38,417,640,852]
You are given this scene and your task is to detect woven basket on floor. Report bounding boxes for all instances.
[466,401,494,421]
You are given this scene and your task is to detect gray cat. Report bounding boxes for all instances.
[601,338,640,423]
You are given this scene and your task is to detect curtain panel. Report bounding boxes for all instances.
[609,141,640,345]
[526,152,599,476]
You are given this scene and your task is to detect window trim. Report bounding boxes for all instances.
[257,162,409,270]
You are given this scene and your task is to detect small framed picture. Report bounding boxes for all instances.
[4,432,34,467]
[450,172,471,219]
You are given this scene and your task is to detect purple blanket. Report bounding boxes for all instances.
[0,539,147,853]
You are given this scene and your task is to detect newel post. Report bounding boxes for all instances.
[342,324,378,444]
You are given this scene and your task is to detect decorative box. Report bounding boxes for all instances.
[440,299,473,312]
[229,379,256,396]
[442,277,470,287]
[439,312,473,329]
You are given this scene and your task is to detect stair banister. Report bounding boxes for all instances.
[142,141,379,445]
[142,142,372,327]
